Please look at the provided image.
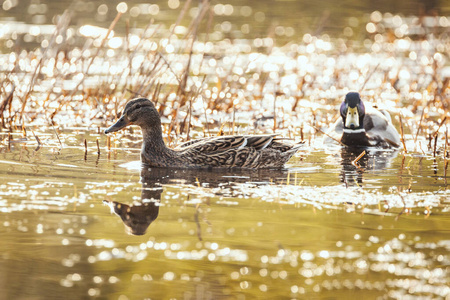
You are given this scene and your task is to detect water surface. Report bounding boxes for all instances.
[0,0,449,298]
[0,129,448,299]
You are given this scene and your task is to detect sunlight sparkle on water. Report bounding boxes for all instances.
[79,25,112,38]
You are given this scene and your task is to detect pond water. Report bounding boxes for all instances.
[0,129,449,299]
[1,0,450,299]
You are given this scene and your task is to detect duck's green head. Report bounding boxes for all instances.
[105,98,160,134]
[340,92,365,130]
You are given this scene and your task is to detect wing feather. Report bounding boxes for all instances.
[244,135,276,150]
[175,136,244,153]
[174,134,300,168]
[177,135,277,153]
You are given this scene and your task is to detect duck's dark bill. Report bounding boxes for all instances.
[104,116,130,134]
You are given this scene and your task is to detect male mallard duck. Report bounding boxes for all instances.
[105,98,302,169]
[324,92,401,148]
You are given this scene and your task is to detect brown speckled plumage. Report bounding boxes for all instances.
[105,98,302,169]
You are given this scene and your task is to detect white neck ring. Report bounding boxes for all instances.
[343,128,366,134]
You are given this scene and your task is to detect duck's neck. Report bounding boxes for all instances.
[341,128,371,147]
[140,124,175,167]
[141,124,166,150]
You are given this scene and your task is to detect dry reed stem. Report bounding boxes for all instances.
[413,107,425,151]
[352,150,366,168]
[0,83,15,128]
[192,7,214,75]
[31,130,42,146]
[171,0,192,38]
[157,52,182,85]
[395,193,407,221]
[185,97,193,140]
[88,12,122,75]
[70,11,123,100]
[183,0,210,40]
[217,122,226,136]
[125,20,155,81]
[446,126,449,158]
[433,133,438,157]
[313,125,345,146]
[176,0,210,107]
[444,127,448,182]
[203,100,211,137]
[53,125,63,150]
[20,58,43,119]
[432,116,447,137]
[232,104,236,135]
[398,113,408,153]
[273,92,277,132]
[194,203,203,241]
[20,10,71,120]
[360,63,380,91]
[96,138,100,155]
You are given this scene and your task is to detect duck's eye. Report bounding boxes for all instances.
[135,104,142,110]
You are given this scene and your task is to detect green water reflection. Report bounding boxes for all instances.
[0,130,448,299]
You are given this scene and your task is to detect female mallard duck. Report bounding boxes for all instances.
[105,98,302,169]
[324,92,401,148]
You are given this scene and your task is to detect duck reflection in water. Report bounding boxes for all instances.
[104,166,288,235]
[337,147,398,186]
[103,175,162,235]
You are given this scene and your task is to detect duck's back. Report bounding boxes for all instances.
[324,106,400,147]
[363,107,400,147]
[175,135,300,169]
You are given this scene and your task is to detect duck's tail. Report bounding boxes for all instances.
[279,141,304,164]
[286,142,304,155]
